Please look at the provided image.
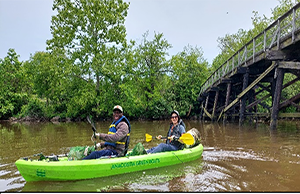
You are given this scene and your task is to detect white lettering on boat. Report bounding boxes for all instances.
[111,158,160,169]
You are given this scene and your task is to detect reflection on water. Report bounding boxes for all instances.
[1,120,300,192]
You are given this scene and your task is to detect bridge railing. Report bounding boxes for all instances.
[199,2,300,96]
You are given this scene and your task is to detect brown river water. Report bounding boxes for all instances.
[1,119,300,192]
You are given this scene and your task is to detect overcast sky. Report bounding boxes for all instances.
[0,0,281,64]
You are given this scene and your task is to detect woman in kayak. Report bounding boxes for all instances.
[147,110,186,154]
[83,105,131,159]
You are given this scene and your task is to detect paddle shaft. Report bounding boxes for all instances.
[160,136,175,140]
[145,133,194,145]
[150,135,178,141]
[87,116,97,147]
[87,116,97,134]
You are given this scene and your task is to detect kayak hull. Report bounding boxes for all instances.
[15,144,203,182]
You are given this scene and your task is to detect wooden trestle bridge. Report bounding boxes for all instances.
[197,3,300,129]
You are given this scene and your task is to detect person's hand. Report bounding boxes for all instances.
[156,135,162,140]
[93,133,100,139]
[169,135,175,141]
[96,143,101,149]
[84,146,90,156]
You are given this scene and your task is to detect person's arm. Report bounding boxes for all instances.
[169,125,186,142]
[179,125,186,135]
[177,125,186,143]
[98,122,129,142]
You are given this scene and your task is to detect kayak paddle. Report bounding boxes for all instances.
[145,133,167,142]
[87,116,97,147]
[87,116,97,135]
[145,133,194,145]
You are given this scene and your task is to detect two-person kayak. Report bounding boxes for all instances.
[15,143,203,182]
[16,127,203,182]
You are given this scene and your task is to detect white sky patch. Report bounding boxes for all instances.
[0,0,281,64]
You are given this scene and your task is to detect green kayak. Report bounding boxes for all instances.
[15,144,203,182]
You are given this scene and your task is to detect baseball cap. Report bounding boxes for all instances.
[113,105,123,113]
[171,110,179,116]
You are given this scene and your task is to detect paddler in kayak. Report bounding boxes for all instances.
[147,110,186,154]
[82,105,131,159]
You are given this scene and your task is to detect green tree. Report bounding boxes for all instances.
[0,49,28,119]
[128,32,172,118]
[47,0,129,117]
[23,51,71,118]
[167,45,209,117]
[270,0,299,21]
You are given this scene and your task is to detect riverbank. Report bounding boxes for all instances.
[5,114,200,124]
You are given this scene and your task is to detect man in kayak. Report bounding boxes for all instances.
[82,105,131,159]
[147,110,186,154]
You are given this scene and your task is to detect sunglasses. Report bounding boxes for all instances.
[171,116,178,119]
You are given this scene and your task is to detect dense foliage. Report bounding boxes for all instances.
[0,0,298,121]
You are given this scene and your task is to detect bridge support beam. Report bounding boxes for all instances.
[199,101,204,120]
[247,88,256,124]
[239,69,249,126]
[202,94,210,121]
[270,67,284,130]
[212,90,219,122]
[223,82,232,124]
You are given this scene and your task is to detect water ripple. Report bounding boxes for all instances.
[203,147,279,162]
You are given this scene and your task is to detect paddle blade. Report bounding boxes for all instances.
[145,133,153,142]
[179,133,195,145]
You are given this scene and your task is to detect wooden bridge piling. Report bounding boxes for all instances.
[223,82,232,124]
[270,67,284,129]
[212,90,219,122]
[239,69,249,126]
